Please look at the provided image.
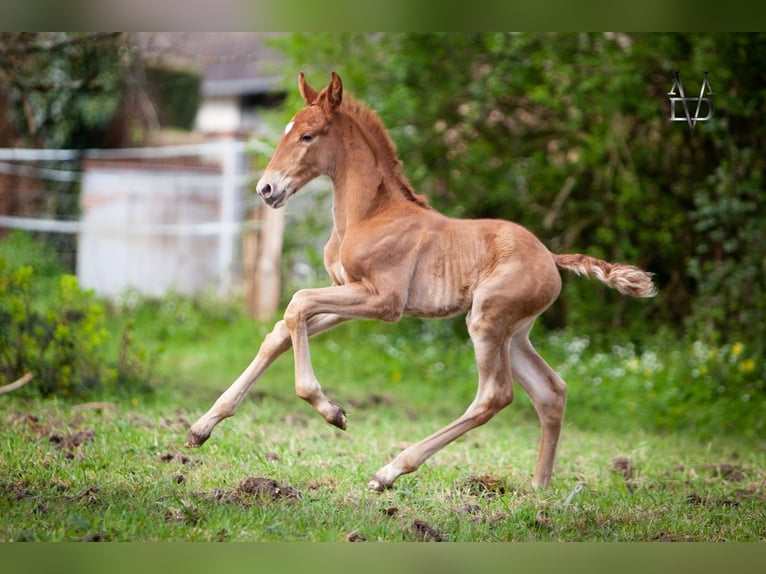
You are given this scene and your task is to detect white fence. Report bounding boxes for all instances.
[0,139,278,303]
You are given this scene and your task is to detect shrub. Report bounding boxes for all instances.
[0,232,153,398]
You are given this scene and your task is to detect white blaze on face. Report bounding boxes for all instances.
[284,120,295,135]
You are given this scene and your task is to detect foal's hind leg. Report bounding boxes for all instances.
[510,325,567,488]
[367,308,517,491]
[185,313,348,448]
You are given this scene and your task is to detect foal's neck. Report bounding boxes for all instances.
[329,114,405,235]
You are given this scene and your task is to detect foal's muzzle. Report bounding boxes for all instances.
[256,179,288,208]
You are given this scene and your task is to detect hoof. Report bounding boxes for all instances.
[366,477,391,492]
[328,402,347,430]
[184,428,210,448]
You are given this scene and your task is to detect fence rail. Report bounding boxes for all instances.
[0,138,283,309]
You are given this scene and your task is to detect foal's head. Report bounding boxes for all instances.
[256,72,343,208]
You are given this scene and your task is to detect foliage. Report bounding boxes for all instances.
[542,329,766,440]
[0,232,153,398]
[271,33,766,351]
[0,32,129,149]
[145,65,201,131]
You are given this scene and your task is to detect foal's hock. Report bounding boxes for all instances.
[186,72,656,491]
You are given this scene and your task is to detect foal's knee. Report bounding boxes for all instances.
[284,291,310,330]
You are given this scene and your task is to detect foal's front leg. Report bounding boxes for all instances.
[185,313,348,447]
[283,283,402,429]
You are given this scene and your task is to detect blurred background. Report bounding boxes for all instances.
[1,32,763,437]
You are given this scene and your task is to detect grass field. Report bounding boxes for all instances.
[2,309,764,542]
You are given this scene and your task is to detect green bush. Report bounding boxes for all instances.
[0,232,153,398]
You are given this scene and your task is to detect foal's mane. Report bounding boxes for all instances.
[340,96,429,208]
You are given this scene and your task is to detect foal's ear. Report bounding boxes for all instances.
[298,72,319,105]
[316,71,343,116]
[327,71,343,110]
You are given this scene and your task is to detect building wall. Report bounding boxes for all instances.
[77,160,227,297]
[194,96,242,135]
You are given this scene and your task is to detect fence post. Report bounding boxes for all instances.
[218,138,242,297]
[250,202,285,321]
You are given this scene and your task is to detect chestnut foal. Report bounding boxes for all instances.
[186,72,656,491]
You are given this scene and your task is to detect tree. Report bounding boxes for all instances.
[0,32,133,149]
[273,33,766,349]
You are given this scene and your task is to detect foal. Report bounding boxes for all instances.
[186,72,656,491]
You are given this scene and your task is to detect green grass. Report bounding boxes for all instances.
[2,312,765,541]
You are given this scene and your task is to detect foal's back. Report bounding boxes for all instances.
[351,204,562,321]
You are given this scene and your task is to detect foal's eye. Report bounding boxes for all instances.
[300,134,314,143]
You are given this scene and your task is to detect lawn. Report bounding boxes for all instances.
[2,313,764,542]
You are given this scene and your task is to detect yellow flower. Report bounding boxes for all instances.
[739,359,756,374]
[731,342,744,358]
[131,397,139,407]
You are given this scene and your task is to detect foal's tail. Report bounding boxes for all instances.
[555,253,657,298]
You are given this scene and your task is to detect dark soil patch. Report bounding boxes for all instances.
[65,486,101,505]
[207,476,300,507]
[709,463,745,482]
[158,452,199,466]
[346,531,367,542]
[652,532,700,542]
[461,474,514,498]
[382,506,399,517]
[49,429,95,449]
[412,519,444,542]
[686,492,740,507]
[78,533,102,542]
[49,429,95,459]
[237,476,299,499]
[610,456,637,493]
[1,480,33,501]
[611,456,632,478]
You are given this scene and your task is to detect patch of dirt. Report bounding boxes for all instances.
[533,509,554,532]
[207,476,300,508]
[164,504,200,526]
[652,532,700,542]
[8,412,41,429]
[238,476,299,499]
[461,474,514,498]
[459,503,482,515]
[158,452,200,466]
[1,480,33,501]
[709,463,745,483]
[346,531,366,542]
[49,429,95,459]
[412,519,444,542]
[65,486,101,506]
[611,456,632,478]
[78,533,102,542]
[49,429,95,449]
[610,456,637,493]
[686,492,739,507]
